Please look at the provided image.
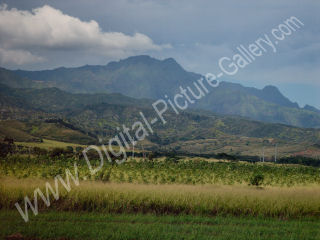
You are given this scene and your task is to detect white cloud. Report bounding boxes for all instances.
[0,48,44,65]
[0,4,169,65]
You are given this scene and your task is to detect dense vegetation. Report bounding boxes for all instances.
[1,154,320,186]
[278,156,320,167]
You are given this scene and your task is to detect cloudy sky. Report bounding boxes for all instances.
[0,0,319,108]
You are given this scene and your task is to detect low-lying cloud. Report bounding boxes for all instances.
[0,48,44,65]
[0,4,169,65]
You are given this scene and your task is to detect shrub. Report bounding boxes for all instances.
[50,148,65,158]
[0,142,15,157]
[33,147,48,156]
[66,146,74,153]
[75,146,84,153]
[164,152,180,163]
[249,173,264,186]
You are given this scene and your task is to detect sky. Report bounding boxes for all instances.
[0,0,319,109]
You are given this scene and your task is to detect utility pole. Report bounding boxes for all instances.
[131,141,136,160]
[262,146,265,162]
[274,144,278,162]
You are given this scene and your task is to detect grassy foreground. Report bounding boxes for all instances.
[1,177,320,219]
[1,210,320,240]
[1,156,320,239]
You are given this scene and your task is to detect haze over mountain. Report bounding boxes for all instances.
[1,55,320,128]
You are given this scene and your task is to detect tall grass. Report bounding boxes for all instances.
[1,177,320,219]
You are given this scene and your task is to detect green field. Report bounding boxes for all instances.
[1,211,320,240]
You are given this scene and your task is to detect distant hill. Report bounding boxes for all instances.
[194,82,320,128]
[1,84,320,157]
[0,84,319,142]
[0,67,41,89]
[0,83,150,112]
[0,55,319,128]
[0,120,96,144]
[304,104,320,114]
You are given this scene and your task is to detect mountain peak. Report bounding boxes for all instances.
[163,57,177,64]
[121,55,155,64]
[260,85,299,108]
[116,55,182,68]
[262,85,280,93]
[304,104,320,114]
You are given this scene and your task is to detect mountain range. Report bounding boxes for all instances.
[0,55,319,129]
[1,83,320,155]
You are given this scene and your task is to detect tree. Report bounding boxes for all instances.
[0,142,14,157]
[4,136,14,145]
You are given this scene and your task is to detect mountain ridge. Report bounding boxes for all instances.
[0,55,319,128]
[1,84,320,158]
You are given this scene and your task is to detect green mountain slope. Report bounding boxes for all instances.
[0,55,319,128]
[0,120,96,144]
[195,82,320,128]
[1,85,319,148]
[0,83,151,112]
